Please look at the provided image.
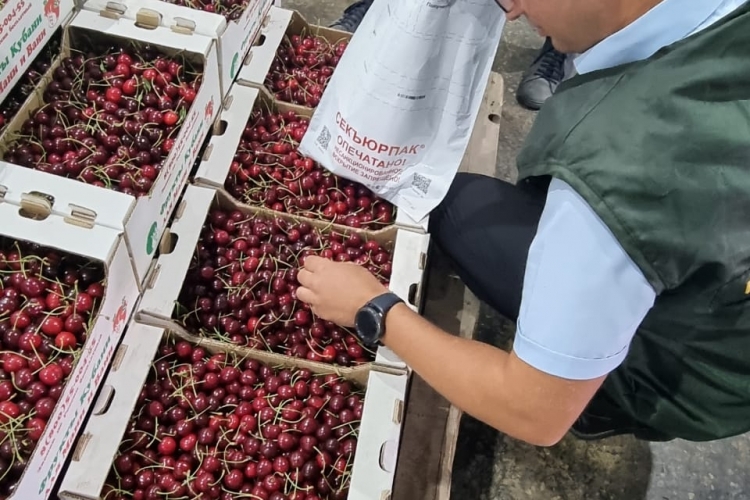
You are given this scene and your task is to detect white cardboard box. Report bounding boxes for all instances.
[0,187,139,500]
[195,83,429,255]
[79,0,273,97]
[235,6,293,90]
[0,8,221,285]
[138,184,427,368]
[59,322,409,500]
[0,0,74,103]
[57,320,164,500]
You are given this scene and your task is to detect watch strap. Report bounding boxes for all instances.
[368,292,404,317]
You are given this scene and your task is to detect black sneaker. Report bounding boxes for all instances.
[330,0,375,33]
[516,38,567,111]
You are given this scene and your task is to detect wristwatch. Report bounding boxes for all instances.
[354,292,404,346]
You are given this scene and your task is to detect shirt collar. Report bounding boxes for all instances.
[572,0,745,75]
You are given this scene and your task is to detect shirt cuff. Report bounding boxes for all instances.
[513,323,630,381]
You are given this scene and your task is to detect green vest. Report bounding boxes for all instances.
[517,4,750,441]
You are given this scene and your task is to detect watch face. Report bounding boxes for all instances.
[355,307,383,345]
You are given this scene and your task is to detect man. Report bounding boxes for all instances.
[299,0,750,446]
[330,0,566,110]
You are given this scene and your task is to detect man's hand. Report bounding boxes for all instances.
[297,256,388,327]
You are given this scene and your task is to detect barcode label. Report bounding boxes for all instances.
[317,126,332,149]
[412,173,431,194]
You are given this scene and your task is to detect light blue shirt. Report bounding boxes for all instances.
[514,0,747,380]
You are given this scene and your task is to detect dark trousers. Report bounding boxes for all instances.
[429,173,547,321]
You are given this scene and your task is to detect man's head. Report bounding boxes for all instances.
[501,0,664,53]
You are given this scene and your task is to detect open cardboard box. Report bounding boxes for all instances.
[0,8,221,285]
[0,27,63,137]
[59,320,409,500]
[137,184,428,369]
[194,83,430,255]
[79,0,273,97]
[0,0,75,103]
[236,7,349,113]
[0,184,139,500]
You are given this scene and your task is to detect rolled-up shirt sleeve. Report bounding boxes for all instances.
[514,178,656,381]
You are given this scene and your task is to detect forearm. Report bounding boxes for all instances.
[382,304,564,445]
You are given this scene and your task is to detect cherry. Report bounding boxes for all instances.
[163,111,178,126]
[0,402,20,423]
[27,417,47,440]
[3,353,27,373]
[0,382,13,402]
[55,331,78,350]
[75,293,94,312]
[157,437,177,456]
[41,316,64,336]
[105,87,122,103]
[39,363,64,386]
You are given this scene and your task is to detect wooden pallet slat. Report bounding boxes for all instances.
[392,71,505,500]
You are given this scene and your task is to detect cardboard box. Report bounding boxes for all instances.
[137,184,427,368]
[0,8,221,285]
[237,6,351,115]
[194,83,430,255]
[0,0,74,103]
[59,322,409,500]
[79,0,273,97]
[0,185,139,500]
[0,27,62,136]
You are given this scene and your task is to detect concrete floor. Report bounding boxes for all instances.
[279,2,750,499]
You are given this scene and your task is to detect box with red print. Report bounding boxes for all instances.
[0,8,221,285]
[0,0,74,103]
[0,176,139,499]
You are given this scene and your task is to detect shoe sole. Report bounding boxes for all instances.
[515,93,544,111]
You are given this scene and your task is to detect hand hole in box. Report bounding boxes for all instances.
[379,439,399,473]
[92,385,116,416]
[408,283,419,307]
[159,231,179,255]
[174,17,197,31]
[488,113,501,124]
[135,9,162,30]
[19,192,54,221]
[215,120,229,136]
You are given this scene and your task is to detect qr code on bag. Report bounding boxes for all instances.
[316,126,332,149]
[412,173,431,194]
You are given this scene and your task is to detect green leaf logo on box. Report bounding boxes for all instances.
[147,221,159,255]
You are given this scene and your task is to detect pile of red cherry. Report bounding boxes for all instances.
[225,107,395,230]
[176,208,393,366]
[162,0,251,21]
[2,43,202,198]
[0,239,105,497]
[101,338,363,500]
[0,31,61,134]
[265,34,348,108]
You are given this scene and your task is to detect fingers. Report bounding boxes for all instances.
[302,255,327,272]
[297,267,314,287]
[296,286,316,305]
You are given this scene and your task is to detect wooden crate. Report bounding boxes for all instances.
[391,71,505,500]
